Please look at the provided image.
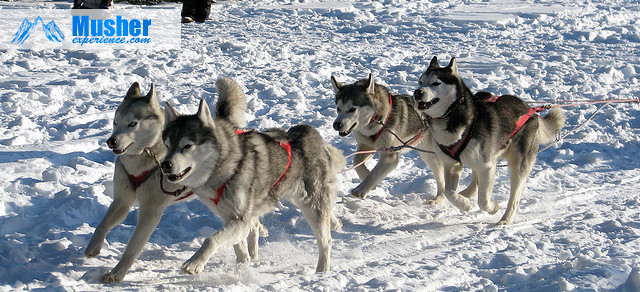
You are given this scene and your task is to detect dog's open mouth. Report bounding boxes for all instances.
[168,167,192,182]
[339,122,357,137]
[417,98,440,110]
[112,143,133,155]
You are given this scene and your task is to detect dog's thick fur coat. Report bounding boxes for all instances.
[414,57,565,225]
[85,78,264,283]
[331,74,476,203]
[160,79,345,273]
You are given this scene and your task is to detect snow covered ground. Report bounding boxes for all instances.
[1,0,640,291]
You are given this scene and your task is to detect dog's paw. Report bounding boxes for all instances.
[426,194,445,205]
[102,272,121,284]
[480,200,499,215]
[495,219,511,226]
[84,245,101,258]
[350,185,369,199]
[182,257,206,274]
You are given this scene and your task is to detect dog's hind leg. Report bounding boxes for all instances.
[459,172,478,199]
[476,165,500,216]
[351,152,399,198]
[443,163,472,212]
[102,202,165,283]
[85,165,136,258]
[497,147,537,225]
[298,203,333,273]
[182,218,252,274]
[246,219,268,261]
[233,240,250,264]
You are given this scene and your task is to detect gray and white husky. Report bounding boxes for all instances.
[160,86,345,273]
[85,78,265,283]
[331,74,477,203]
[413,57,565,225]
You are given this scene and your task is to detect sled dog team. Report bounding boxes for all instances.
[86,57,565,283]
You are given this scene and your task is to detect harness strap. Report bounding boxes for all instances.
[437,119,475,162]
[210,130,292,206]
[487,95,546,141]
[370,94,393,142]
[508,106,546,140]
[128,168,157,190]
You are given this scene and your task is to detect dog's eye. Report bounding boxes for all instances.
[128,121,138,128]
[337,107,342,113]
[431,82,441,87]
[182,144,192,152]
[347,108,356,113]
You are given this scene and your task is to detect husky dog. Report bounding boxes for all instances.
[413,57,565,225]
[331,74,477,203]
[160,93,345,273]
[85,78,265,283]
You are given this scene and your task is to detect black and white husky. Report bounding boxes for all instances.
[160,82,345,273]
[331,74,477,203]
[413,57,565,225]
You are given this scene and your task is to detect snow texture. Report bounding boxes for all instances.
[1,0,640,291]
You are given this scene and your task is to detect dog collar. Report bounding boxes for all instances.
[211,131,292,206]
[370,94,393,142]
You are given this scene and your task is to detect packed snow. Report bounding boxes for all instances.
[1,0,640,291]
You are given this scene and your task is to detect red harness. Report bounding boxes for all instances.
[210,130,292,205]
[488,95,547,141]
[370,94,393,142]
[436,94,546,161]
[129,169,155,189]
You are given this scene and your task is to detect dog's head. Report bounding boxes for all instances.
[413,57,461,118]
[107,82,163,156]
[330,74,377,137]
[160,100,219,188]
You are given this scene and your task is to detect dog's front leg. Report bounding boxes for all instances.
[85,164,135,258]
[182,218,251,274]
[419,151,446,205]
[443,162,472,211]
[353,146,373,181]
[351,152,399,198]
[102,202,166,283]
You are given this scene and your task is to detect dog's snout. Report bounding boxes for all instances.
[413,89,423,100]
[106,137,116,149]
[333,121,343,131]
[161,161,173,174]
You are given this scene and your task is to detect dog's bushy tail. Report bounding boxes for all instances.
[537,108,565,145]
[325,144,346,176]
[215,77,247,128]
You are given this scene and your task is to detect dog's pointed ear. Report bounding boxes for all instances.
[366,73,375,95]
[428,56,440,70]
[330,76,343,94]
[146,83,160,107]
[164,102,179,127]
[125,82,141,99]
[196,99,215,127]
[447,57,459,76]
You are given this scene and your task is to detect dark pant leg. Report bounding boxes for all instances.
[193,0,211,22]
